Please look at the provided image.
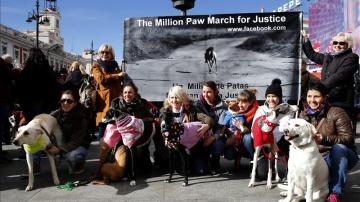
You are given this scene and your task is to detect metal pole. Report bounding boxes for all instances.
[90,40,94,65]
[35,0,40,48]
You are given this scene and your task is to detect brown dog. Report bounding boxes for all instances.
[93,143,127,185]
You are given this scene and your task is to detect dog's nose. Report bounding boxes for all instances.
[13,140,19,146]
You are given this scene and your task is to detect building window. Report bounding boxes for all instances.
[56,19,59,28]
[1,41,8,55]
[14,48,20,62]
[22,52,28,64]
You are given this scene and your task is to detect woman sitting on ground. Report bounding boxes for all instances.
[300,81,358,202]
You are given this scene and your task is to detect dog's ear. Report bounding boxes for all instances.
[289,105,298,112]
[305,121,317,144]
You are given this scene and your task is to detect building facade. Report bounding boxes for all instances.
[0,6,85,72]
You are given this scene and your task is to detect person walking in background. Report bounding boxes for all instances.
[16,47,59,122]
[300,81,358,202]
[195,81,227,174]
[302,31,359,117]
[50,90,92,174]
[92,44,127,135]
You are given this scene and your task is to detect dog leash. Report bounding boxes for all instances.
[57,178,93,191]
[40,125,58,147]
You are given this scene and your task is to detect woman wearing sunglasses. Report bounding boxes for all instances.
[92,44,127,130]
[49,90,92,174]
[301,31,359,117]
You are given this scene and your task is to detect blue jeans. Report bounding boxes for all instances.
[211,137,237,160]
[65,146,88,165]
[242,133,254,159]
[323,144,359,195]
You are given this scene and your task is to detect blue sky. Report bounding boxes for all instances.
[0,0,309,61]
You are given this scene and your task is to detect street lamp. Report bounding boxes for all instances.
[171,0,195,16]
[26,0,50,48]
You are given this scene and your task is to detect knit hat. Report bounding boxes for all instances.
[265,79,282,100]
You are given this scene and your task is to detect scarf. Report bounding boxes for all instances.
[243,100,259,125]
[97,59,119,73]
[303,102,325,116]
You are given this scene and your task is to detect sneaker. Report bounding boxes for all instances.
[327,193,340,202]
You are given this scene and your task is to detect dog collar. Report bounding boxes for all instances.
[23,135,46,154]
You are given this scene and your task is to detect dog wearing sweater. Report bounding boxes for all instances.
[248,103,297,189]
[98,112,155,187]
[160,111,213,186]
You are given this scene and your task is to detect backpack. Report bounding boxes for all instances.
[79,77,96,109]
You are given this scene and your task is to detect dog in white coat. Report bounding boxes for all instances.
[13,114,63,191]
[279,118,329,202]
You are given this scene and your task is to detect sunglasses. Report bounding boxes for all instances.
[100,51,110,55]
[332,41,347,46]
[60,99,74,104]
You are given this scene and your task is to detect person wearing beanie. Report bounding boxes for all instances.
[250,79,292,178]
[265,78,283,106]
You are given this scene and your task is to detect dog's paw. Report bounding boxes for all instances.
[129,180,136,187]
[164,179,171,183]
[278,197,291,202]
[25,185,33,192]
[275,175,281,182]
[248,179,255,188]
[53,177,60,185]
[266,182,273,189]
[182,181,188,187]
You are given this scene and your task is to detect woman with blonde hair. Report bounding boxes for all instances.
[92,44,127,129]
[160,86,215,175]
[302,31,359,117]
[64,61,84,92]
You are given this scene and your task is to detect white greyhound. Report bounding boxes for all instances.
[248,103,297,189]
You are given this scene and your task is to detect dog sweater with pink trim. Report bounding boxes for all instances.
[252,115,276,147]
[115,116,144,148]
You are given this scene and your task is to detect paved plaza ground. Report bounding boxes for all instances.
[1,137,360,202]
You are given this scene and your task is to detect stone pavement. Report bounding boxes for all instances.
[1,138,359,202]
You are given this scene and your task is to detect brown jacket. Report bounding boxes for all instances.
[92,62,123,126]
[300,106,356,153]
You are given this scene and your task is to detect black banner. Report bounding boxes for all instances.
[124,12,302,102]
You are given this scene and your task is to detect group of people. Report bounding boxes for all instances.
[0,30,359,202]
[88,32,359,202]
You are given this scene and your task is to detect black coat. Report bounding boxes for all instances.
[103,95,155,123]
[51,105,91,152]
[302,40,359,109]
